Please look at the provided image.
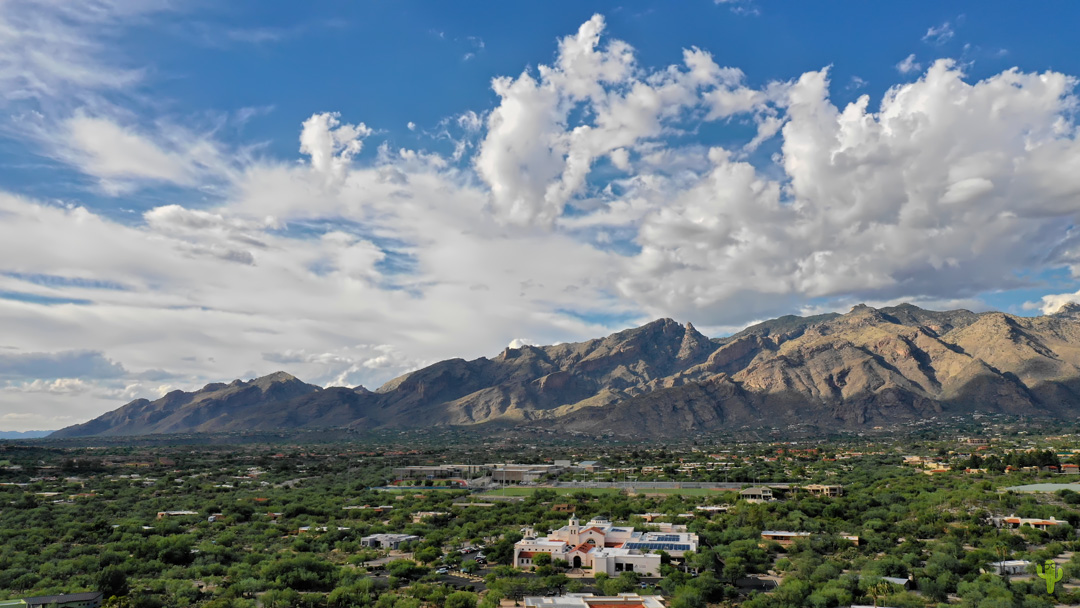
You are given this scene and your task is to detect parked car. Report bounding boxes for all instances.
[436,567,449,575]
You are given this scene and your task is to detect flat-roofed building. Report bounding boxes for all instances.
[156,510,199,519]
[525,594,665,608]
[0,593,103,608]
[360,533,420,550]
[492,464,564,484]
[989,560,1032,576]
[647,522,688,533]
[589,548,661,576]
[391,464,488,480]
[575,461,604,473]
[760,531,811,546]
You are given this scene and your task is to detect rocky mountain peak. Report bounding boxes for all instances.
[51,305,1080,439]
[1054,301,1080,316]
[249,371,305,391]
[677,321,713,361]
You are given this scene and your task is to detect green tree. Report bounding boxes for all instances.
[446,591,478,608]
[98,565,129,599]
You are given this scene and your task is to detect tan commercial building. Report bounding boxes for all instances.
[492,464,564,484]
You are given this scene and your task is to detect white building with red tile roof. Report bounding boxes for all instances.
[514,515,695,575]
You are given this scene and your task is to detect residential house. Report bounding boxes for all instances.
[739,487,774,502]
[804,484,843,497]
[760,531,812,546]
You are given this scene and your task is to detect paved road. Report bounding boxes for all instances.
[437,573,487,591]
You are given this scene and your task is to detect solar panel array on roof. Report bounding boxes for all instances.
[647,534,681,542]
[625,542,692,552]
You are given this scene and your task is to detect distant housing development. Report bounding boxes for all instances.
[391,461,604,484]
[514,515,698,576]
[524,594,665,608]
[0,593,103,608]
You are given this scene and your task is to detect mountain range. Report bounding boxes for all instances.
[50,303,1080,438]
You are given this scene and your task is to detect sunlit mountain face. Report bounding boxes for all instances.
[5,2,1080,432]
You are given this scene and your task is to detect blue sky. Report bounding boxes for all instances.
[3,1,1080,430]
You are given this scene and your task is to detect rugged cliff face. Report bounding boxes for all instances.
[52,303,1080,438]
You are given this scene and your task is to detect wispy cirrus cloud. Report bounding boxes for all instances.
[923,20,955,45]
[896,53,921,74]
[0,0,172,105]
